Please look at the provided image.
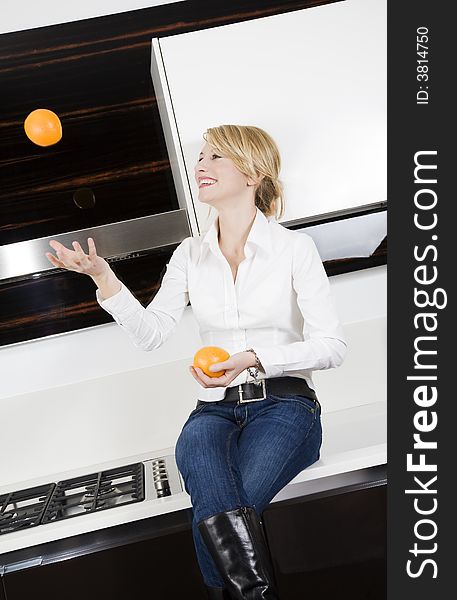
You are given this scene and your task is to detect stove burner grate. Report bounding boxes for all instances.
[0,483,55,535]
[0,462,145,535]
[42,462,145,523]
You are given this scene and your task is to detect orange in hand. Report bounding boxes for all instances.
[24,109,62,147]
[193,346,230,378]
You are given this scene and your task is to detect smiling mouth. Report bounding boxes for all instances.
[198,180,218,188]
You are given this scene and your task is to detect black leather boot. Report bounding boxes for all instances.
[205,585,232,599]
[198,506,280,599]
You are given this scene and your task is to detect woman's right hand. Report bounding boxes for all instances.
[45,237,109,279]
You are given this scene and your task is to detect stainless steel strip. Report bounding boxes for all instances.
[280,201,387,229]
[150,39,199,235]
[0,209,191,282]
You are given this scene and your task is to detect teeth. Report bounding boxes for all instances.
[200,179,217,186]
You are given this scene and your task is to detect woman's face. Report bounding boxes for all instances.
[194,142,255,209]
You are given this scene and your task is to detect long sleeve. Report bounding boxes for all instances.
[253,233,348,378]
[96,237,190,351]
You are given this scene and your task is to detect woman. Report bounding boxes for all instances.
[45,125,348,600]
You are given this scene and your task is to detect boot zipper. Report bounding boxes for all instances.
[239,506,272,589]
[240,506,250,530]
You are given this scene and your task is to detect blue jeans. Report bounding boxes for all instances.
[175,391,323,587]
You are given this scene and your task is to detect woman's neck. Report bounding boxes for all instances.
[217,206,257,256]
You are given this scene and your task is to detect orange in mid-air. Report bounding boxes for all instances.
[24,109,62,147]
[193,346,230,378]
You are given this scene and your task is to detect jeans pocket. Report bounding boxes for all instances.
[270,393,319,416]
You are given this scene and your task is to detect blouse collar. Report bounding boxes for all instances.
[200,206,273,259]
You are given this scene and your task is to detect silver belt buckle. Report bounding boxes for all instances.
[238,379,267,403]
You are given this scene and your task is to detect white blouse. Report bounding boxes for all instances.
[96,207,348,401]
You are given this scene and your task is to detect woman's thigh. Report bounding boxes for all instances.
[174,405,251,519]
[237,394,322,513]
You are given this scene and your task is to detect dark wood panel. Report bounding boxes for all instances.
[0,245,176,346]
[324,236,387,277]
[0,0,340,244]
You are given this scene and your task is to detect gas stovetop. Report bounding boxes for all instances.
[0,454,182,537]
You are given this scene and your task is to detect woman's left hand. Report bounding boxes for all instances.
[189,351,254,388]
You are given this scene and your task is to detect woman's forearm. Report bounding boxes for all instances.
[94,241,190,351]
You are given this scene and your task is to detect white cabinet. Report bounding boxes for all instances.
[151,0,386,237]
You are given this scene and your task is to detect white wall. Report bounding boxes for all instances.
[0,0,187,34]
[0,265,386,487]
[156,0,386,227]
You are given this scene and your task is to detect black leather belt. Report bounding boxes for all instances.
[217,376,318,405]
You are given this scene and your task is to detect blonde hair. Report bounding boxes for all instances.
[203,124,285,220]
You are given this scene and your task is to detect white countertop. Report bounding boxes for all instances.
[0,401,386,556]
